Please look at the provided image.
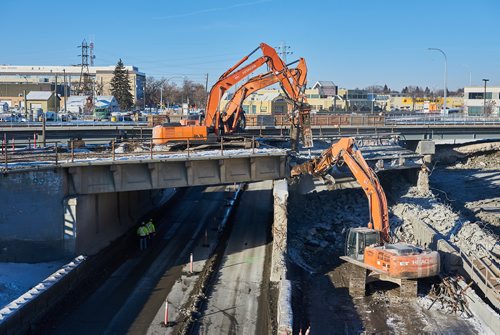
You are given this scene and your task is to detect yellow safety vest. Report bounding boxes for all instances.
[146,222,155,234]
[137,226,148,237]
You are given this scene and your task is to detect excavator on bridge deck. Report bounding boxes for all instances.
[291,137,440,297]
[152,42,313,150]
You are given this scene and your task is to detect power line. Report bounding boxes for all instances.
[275,41,293,63]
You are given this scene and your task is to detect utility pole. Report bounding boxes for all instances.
[482,78,489,116]
[63,69,67,113]
[205,73,209,107]
[54,74,58,113]
[23,90,28,120]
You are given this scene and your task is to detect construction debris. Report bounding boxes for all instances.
[427,276,473,318]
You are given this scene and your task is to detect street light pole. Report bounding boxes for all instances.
[482,78,489,116]
[428,48,447,113]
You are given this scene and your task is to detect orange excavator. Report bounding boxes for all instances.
[153,43,313,148]
[291,137,440,296]
[221,58,307,133]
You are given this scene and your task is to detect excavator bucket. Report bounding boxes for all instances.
[290,109,314,151]
[299,110,314,148]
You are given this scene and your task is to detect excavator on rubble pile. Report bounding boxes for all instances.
[291,137,440,297]
[152,42,313,149]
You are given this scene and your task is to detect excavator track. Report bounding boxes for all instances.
[349,263,367,298]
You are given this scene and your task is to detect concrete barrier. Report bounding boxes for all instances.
[277,278,293,335]
[271,179,294,334]
[271,179,288,282]
[0,256,87,335]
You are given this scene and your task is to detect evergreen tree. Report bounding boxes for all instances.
[424,86,431,97]
[110,59,134,111]
[383,84,390,94]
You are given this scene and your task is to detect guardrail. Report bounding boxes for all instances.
[386,115,500,126]
[0,120,148,128]
[0,136,263,172]
[459,248,500,310]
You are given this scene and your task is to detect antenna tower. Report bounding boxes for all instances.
[77,39,93,96]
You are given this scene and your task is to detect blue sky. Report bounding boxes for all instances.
[2,0,499,91]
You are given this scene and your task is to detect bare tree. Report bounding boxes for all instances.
[484,100,497,117]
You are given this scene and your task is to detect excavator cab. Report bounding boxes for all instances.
[345,227,381,261]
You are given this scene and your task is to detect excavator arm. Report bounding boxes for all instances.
[221,58,307,133]
[206,43,294,133]
[291,137,390,242]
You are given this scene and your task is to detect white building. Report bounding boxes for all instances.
[463,86,500,116]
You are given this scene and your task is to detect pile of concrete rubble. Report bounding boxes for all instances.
[391,186,499,265]
[287,188,369,273]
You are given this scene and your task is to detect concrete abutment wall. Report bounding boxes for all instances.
[271,179,293,335]
[0,170,164,262]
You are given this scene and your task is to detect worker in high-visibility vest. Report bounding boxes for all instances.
[146,219,156,239]
[137,222,148,250]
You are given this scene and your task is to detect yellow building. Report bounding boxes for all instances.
[390,96,463,111]
[25,91,60,112]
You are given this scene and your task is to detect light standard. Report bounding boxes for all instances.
[482,78,489,116]
[428,48,447,113]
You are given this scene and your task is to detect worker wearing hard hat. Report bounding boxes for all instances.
[137,222,148,250]
[146,219,156,239]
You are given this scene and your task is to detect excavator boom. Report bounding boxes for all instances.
[153,42,313,148]
[291,137,390,241]
[221,58,308,133]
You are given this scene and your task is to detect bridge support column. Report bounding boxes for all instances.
[416,140,435,194]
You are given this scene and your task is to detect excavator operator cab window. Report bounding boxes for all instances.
[346,229,381,261]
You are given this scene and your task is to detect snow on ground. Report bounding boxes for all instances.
[0,260,66,309]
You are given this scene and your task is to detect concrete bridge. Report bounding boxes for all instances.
[1,122,500,145]
[0,148,287,262]
[0,142,424,263]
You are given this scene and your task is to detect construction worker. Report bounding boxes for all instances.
[137,222,148,250]
[146,219,156,239]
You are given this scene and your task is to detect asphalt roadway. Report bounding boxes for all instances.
[192,180,274,335]
[48,185,228,335]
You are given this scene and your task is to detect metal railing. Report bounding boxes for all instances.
[385,114,500,126]
[1,136,263,172]
[459,248,499,308]
[0,120,149,128]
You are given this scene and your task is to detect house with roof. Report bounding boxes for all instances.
[312,81,338,97]
[26,91,60,112]
[94,96,119,113]
[220,90,289,115]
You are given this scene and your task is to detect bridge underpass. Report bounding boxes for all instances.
[0,141,424,263]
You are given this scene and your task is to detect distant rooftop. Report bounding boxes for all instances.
[26,91,54,100]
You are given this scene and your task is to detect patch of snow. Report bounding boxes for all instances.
[0,256,86,322]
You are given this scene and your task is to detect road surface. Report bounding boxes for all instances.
[47,186,228,335]
[193,181,274,335]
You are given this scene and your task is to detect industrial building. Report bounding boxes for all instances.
[464,86,500,116]
[0,64,145,106]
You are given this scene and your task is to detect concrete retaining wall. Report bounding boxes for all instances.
[407,216,499,332]
[0,167,168,261]
[271,179,293,334]
[0,170,67,262]
[271,179,288,282]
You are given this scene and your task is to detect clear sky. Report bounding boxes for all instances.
[2,0,499,91]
